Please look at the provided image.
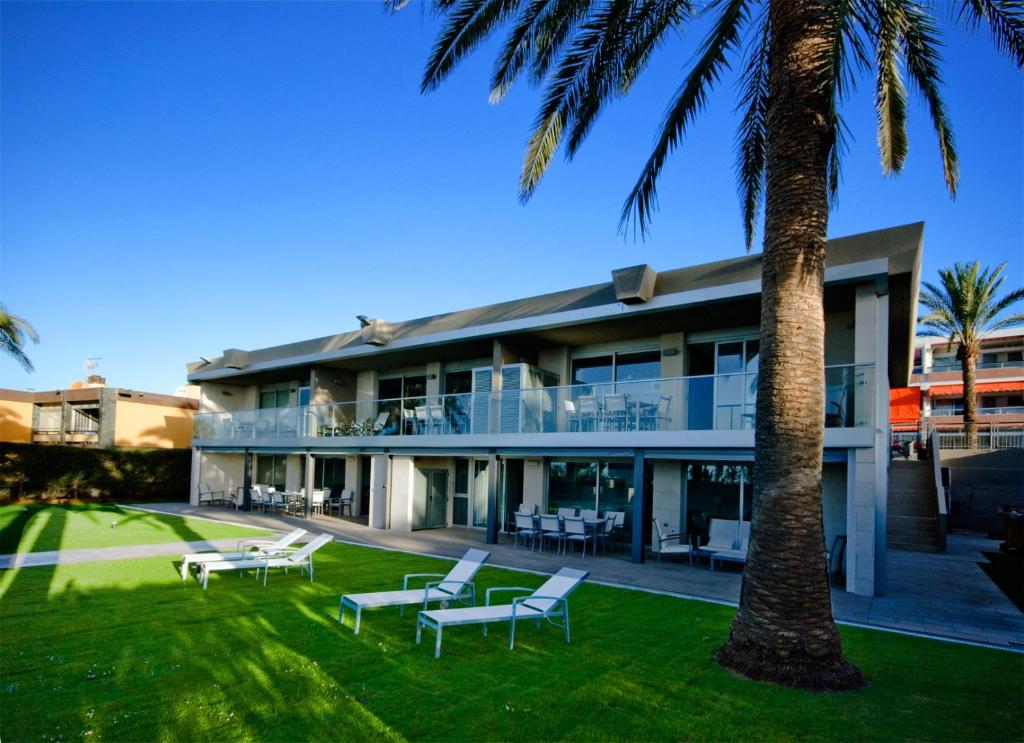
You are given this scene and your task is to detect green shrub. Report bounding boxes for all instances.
[0,443,190,502]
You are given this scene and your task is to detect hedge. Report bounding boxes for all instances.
[0,443,191,502]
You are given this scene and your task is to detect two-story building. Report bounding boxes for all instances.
[186,223,925,597]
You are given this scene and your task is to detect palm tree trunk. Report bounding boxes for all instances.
[716,0,864,691]
[962,352,978,448]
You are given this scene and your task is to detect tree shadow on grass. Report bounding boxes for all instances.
[0,504,43,554]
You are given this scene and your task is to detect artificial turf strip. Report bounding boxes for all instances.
[0,504,271,554]
[1,540,1021,742]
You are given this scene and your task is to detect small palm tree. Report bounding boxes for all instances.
[918,262,1024,447]
[389,0,1023,690]
[0,304,39,373]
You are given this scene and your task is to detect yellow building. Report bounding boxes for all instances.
[0,383,198,449]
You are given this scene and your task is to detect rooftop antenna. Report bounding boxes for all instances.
[85,357,103,373]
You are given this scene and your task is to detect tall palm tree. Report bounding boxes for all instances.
[388,0,1023,690]
[918,262,1024,447]
[0,304,39,373]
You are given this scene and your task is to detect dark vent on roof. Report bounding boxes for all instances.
[611,264,658,304]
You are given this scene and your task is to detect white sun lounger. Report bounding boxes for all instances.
[416,566,588,658]
[198,533,333,589]
[338,548,489,634]
[180,527,307,581]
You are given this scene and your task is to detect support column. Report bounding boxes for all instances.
[631,450,646,563]
[190,448,202,505]
[485,452,499,544]
[242,451,253,510]
[304,451,315,519]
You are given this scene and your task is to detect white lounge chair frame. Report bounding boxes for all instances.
[198,533,333,589]
[338,548,489,635]
[180,527,307,581]
[652,518,693,563]
[416,567,588,658]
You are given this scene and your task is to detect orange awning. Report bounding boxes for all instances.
[889,387,922,423]
[929,381,1024,396]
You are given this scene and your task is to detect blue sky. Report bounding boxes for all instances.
[1,1,1021,394]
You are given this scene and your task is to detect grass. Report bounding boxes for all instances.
[1,520,1021,742]
[0,504,271,554]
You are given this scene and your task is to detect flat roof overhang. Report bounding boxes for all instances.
[189,256,908,385]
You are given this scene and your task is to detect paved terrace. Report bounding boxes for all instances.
[17,502,1024,650]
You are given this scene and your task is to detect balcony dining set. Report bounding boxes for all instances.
[562,393,671,432]
[199,483,355,519]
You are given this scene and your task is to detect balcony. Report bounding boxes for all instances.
[193,364,875,444]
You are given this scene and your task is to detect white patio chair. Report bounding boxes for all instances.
[311,489,325,517]
[416,567,589,658]
[710,537,750,571]
[428,404,446,434]
[180,527,307,581]
[580,509,598,521]
[597,515,617,553]
[199,533,333,589]
[557,507,578,519]
[539,514,565,553]
[652,518,692,563]
[334,488,354,516]
[563,517,594,558]
[197,483,224,507]
[513,512,540,551]
[249,487,265,513]
[577,395,600,431]
[338,548,490,635]
[370,412,390,435]
[604,510,625,549]
[401,407,416,434]
[603,393,628,431]
[563,399,579,432]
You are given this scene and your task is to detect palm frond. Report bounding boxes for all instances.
[422,0,525,94]
[0,304,39,373]
[520,0,635,200]
[900,1,959,196]
[528,0,593,84]
[873,0,909,175]
[958,0,1024,67]
[620,0,752,237]
[566,0,693,159]
[489,0,591,103]
[734,9,769,250]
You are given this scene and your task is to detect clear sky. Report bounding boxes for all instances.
[1,1,1021,395]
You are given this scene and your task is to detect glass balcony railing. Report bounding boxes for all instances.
[192,363,876,441]
[927,405,1024,417]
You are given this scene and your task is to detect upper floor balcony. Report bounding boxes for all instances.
[193,363,875,445]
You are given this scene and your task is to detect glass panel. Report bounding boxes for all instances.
[572,356,613,386]
[403,375,427,408]
[444,370,472,395]
[256,455,286,491]
[454,458,469,494]
[615,351,660,382]
[547,461,597,514]
[687,342,715,375]
[472,460,488,527]
[453,496,468,525]
[598,461,633,543]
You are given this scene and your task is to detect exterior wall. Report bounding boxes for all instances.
[344,456,362,516]
[822,463,847,555]
[389,455,416,532]
[651,461,684,552]
[368,453,389,529]
[113,400,195,448]
[0,397,33,443]
[196,452,245,505]
[522,458,545,512]
[310,367,354,406]
[199,382,256,413]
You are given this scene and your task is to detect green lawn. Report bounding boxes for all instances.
[0,504,271,554]
[1,524,1021,742]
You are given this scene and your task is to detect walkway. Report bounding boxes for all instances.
[0,537,256,570]
[12,502,1024,649]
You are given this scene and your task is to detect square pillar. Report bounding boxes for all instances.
[486,453,500,543]
[631,450,646,563]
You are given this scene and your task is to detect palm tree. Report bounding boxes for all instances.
[0,304,39,373]
[388,0,1023,690]
[918,262,1024,447]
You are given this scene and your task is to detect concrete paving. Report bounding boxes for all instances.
[13,502,1024,650]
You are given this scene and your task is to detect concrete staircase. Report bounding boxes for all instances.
[888,460,942,552]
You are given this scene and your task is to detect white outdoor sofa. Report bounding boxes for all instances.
[198,533,333,589]
[416,566,588,658]
[179,527,307,581]
[338,548,489,635]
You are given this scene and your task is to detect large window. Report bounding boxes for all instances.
[36,405,62,433]
[377,374,427,432]
[548,460,634,542]
[571,350,661,387]
[256,455,287,491]
[313,457,346,491]
[686,463,753,522]
[259,383,291,409]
